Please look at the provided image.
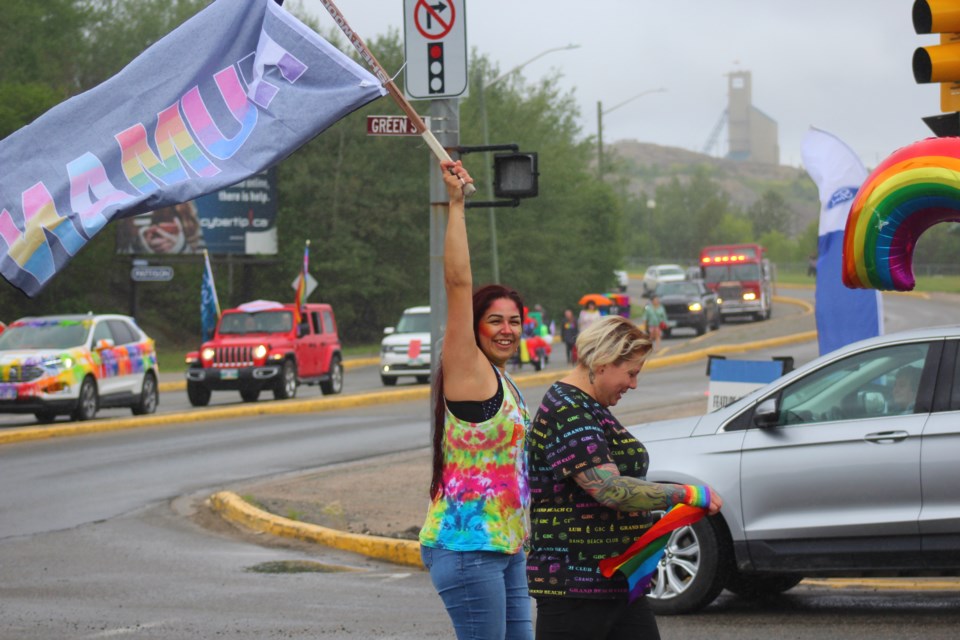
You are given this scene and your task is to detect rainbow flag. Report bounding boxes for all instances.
[0,0,385,297]
[293,240,309,325]
[598,504,707,602]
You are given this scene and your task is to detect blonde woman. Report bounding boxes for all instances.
[526,316,721,639]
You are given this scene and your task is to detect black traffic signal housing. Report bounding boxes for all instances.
[493,152,539,199]
[913,0,960,135]
[428,42,445,95]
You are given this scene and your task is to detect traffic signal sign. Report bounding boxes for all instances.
[428,42,445,94]
[913,0,960,133]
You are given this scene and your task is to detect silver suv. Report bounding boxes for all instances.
[379,306,431,386]
[630,325,960,614]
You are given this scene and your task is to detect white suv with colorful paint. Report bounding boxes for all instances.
[0,314,159,423]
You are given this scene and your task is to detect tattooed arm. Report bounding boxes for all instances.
[574,463,723,515]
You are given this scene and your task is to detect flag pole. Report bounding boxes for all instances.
[316,0,475,196]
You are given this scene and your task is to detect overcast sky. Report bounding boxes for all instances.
[300,0,938,169]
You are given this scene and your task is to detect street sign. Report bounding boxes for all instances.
[366,115,430,136]
[291,272,318,298]
[403,0,468,100]
[130,265,174,282]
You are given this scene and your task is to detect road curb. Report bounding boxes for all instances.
[208,490,423,568]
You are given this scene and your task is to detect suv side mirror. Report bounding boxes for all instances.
[383,326,395,336]
[753,398,780,428]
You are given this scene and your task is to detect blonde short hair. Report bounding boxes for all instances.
[576,315,652,370]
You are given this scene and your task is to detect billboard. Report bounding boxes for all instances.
[116,168,277,255]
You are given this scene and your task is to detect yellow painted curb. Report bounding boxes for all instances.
[209,490,423,568]
[0,385,431,446]
[802,577,960,591]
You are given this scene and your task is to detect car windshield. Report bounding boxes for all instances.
[659,282,700,296]
[219,311,293,335]
[703,263,761,283]
[0,320,91,350]
[396,312,430,333]
[657,266,685,278]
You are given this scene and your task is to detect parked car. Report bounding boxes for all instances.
[642,264,686,294]
[629,325,960,614]
[184,300,343,405]
[0,314,159,423]
[380,306,431,386]
[654,280,720,336]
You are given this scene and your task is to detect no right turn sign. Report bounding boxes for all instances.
[403,0,468,100]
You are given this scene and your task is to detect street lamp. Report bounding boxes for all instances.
[479,44,580,283]
[597,87,667,177]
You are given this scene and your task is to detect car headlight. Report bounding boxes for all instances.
[40,355,73,371]
[688,302,703,312]
[253,344,268,359]
[201,347,215,361]
[743,292,757,301]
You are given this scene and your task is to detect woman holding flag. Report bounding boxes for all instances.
[418,160,533,639]
[526,316,722,639]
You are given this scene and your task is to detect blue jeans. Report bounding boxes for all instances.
[421,546,533,640]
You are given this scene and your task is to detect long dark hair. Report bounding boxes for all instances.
[429,284,525,499]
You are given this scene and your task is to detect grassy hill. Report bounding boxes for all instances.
[608,141,821,237]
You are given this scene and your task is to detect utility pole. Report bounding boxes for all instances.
[429,99,460,407]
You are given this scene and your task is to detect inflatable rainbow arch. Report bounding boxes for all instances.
[843,136,960,291]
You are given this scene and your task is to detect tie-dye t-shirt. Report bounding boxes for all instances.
[419,369,531,553]
[526,381,654,599]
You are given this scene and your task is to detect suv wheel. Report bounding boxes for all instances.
[71,377,99,421]
[381,375,398,386]
[240,389,260,402]
[132,372,159,415]
[647,517,731,615]
[273,360,298,400]
[724,572,802,599]
[187,381,211,407]
[321,356,343,395]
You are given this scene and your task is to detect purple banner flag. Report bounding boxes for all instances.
[0,0,385,296]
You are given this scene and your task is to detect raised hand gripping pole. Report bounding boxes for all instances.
[318,0,475,197]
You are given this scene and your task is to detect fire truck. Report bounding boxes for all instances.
[698,243,774,322]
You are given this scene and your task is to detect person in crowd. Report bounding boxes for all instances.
[418,160,533,640]
[526,316,722,640]
[642,294,668,351]
[578,300,602,333]
[890,366,921,415]
[560,308,579,364]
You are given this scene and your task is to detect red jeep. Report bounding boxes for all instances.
[184,300,343,406]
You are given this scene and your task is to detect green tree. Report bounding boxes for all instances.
[746,189,793,237]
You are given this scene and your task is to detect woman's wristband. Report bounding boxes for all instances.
[682,484,711,509]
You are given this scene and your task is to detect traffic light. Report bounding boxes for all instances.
[493,152,539,199]
[913,0,960,135]
[427,42,445,95]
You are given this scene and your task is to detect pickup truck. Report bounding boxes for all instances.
[184,300,343,405]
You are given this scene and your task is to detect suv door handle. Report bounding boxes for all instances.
[864,430,909,444]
